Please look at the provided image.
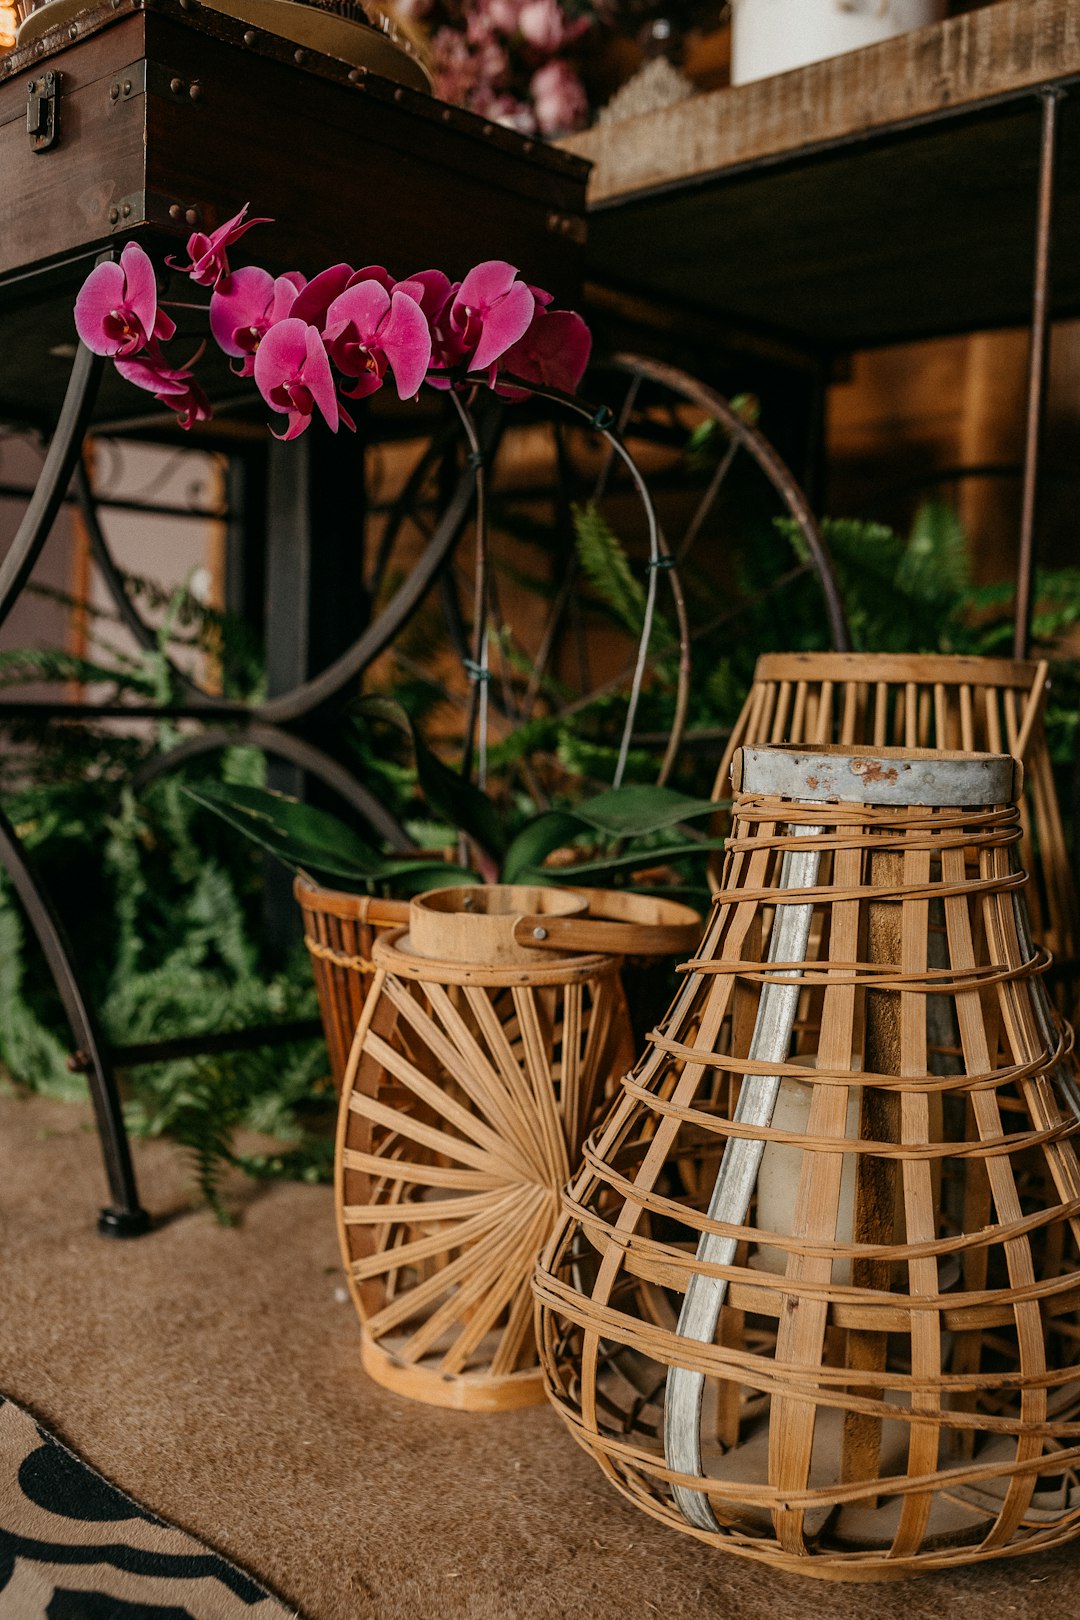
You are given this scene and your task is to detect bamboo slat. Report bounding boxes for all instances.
[535,744,1080,1579]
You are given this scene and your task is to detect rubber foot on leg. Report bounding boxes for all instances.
[97,1206,152,1238]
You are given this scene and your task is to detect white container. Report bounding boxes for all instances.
[731,0,947,87]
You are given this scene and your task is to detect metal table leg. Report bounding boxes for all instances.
[0,806,150,1236]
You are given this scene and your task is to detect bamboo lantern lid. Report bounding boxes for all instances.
[408,885,589,967]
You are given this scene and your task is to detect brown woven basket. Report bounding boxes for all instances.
[294,877,408,1089]
[710,653,1079,1007]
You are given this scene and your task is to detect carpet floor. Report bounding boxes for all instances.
[2,1090,1079,1620]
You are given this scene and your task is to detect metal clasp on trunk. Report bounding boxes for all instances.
[27,71,60,153]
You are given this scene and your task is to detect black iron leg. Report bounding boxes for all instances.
[0,342,105,628]
[0,318,147,1233]
[0,808,150,1236]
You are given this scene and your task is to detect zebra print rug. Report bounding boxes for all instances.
[0,1396,296,1618]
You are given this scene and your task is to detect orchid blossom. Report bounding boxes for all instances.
[289,264,358,332]
[74,242,172,359]
[73,212,594,438]
[115,354,211,430]
[253,318,347,440]
[447,260,537,376]
[323,281,432,401]
[167,203,271,288]
[496,307,591,400]
[209,267,306,376]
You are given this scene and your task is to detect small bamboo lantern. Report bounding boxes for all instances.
[337,884,702,1411]
[710,653,1079,1007]
[535,745,1080,1579]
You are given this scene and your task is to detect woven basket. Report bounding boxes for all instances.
[336,884,702,1411]
[294,878,408,1089]
[536,744,1080,1579]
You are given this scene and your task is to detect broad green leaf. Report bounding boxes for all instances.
[518,837,726,885]
[502,811,585,885]
[185,783,379,867]
[571,785,718,838]
[183,783,460,891]
[351,695,507,862]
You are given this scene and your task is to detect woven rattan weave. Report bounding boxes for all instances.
[536,744,1080,1579]
[294,879,407,1089]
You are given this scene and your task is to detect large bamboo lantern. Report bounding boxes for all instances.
[710,654,1079,1007]
[535,745,1080,1579]
[336,884,701,1412]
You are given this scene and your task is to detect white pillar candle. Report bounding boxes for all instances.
[753,1065,860,1285]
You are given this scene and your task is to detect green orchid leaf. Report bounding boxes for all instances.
[184,783,379,865]
[501,811,585,885]
[516,837,727,885]
[387,861,478,895]
[182,783,457,891]
[351,694,507,862]
[570,785,718,838]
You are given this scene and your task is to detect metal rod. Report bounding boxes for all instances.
[0,805,150,1237]
[256,434,480,726]
[1014,87,1065,662]
[0,482,234,521]
[0,338,105,631]
[107,1017,324,1069]
[74,457,224,708]
[0,701,248,721]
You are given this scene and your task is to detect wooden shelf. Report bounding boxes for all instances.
[564,0,1080,355]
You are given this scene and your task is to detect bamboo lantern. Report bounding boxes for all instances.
[535,745,1080,1580]
[710,654,1079,1008]
[294,878,408,1089]
[336,884,702,1412]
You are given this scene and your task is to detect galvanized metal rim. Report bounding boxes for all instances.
[732,745,1021,808]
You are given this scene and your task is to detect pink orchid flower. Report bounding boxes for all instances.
[394,269,452,322]
[74,242,172,358]
[166,203,271,288]
[448,260,538,376]
[253,318,346,440]
[324,281,432,401]
[289,264,357,332]
[209,266,306,376]
[114,354,211,430]
[496,307,592,401]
